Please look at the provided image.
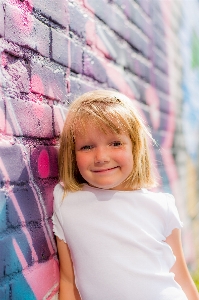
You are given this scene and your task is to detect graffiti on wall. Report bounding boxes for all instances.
[0,0,195,299]
[180,0,199,162]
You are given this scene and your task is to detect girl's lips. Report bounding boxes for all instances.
[92,166,119,173]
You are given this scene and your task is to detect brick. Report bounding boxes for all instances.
[53,105,68,136]
[153,29,167,55]
[30,146,58,179]
[27,222,51,263]
[0,233,24,278]
[105,63,136,99]
[116,0,145,33]
[69,77,96,100]
[0,142,29,182]
[5,3,50,57]
[0,191,6,233]
[0,1,4,37]
[7,185,41,227]
[32,0,68,28]
[84,0,128,42]
[154,70,169,94]
[10,258,59,300]
[83,51,107,83]
[67,77,98,103]
[31,57,67,101]
[0,283,9,300]
[136,0,151,16]
[96,24,127,63]
[69,3,87,39]
[158,93,172,114]
[138,59,151,83]
[70,40,83,74]
[0,97,5,132]
[84,17,96,46]
[5,98,53,138]
[140,35,150,59]
[10,272,37,300]
[152,8,165,36]
[51,29,69,67]
[52,29,83,74]
[124,25,142,52]
[153,49,168,74]
[2,53,30,94]
[145,18,152,39]
[39,182,57,218]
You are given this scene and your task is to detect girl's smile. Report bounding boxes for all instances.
[75,126,134,190]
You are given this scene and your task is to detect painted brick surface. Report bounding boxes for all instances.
[0,191,6,233]
[0,0,199,298]
[31,57,67,101]
[0,97,5,131]
[5,98,53,138]
[0,142,29,182]
[0,1,4,37]
[32,0,68,28]
[5,3,50,57]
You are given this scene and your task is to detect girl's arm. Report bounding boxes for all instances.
[56,237,81,300]
[165,228,199,300]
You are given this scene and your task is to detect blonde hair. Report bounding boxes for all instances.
[59,89,157,192]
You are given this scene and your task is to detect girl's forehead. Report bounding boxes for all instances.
[74,122,117,137]
[73,123,132,143]
[73,113,129,134]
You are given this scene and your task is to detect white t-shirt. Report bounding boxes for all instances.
[52,183,188,300]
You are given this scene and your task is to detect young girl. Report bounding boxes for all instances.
[52,90,199,300]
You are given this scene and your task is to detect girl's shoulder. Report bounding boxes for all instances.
[146,190,183,236]
[53,182,64,197]
[53,183,83,205]
[141,190,180,215]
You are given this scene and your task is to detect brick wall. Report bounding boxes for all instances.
[0,0,198,299]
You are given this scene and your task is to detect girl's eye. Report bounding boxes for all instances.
[111,141,122,147]
[80,145,93,151]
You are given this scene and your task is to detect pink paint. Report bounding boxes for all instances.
[20,145,56,255]
[145,86,160,130]
[85,19,96,47]
[83,0,95,13]
[23,259,59,299]
[102,62,135,99]
[1,52,8,68]
[0,157,10,181]
[13,238,28,269]
[30,74,44,96]
[8,0,33,34]
[0,108,5,131]
[53,106,65,135]
[14,236,59,299]
[38,149,50,178]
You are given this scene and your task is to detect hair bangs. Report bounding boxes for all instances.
[71,103,130,137]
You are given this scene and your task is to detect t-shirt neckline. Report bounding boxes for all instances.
[82,184,146,194]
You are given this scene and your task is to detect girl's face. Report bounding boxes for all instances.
[75,125,134,190]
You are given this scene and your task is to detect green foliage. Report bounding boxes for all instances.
[192,269,199,291]
[191,30,199,69]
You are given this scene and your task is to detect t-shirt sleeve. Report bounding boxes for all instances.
[52,183,66,243]
[164,193,183,237]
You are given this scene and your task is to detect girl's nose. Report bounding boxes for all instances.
[94,147,110,164]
